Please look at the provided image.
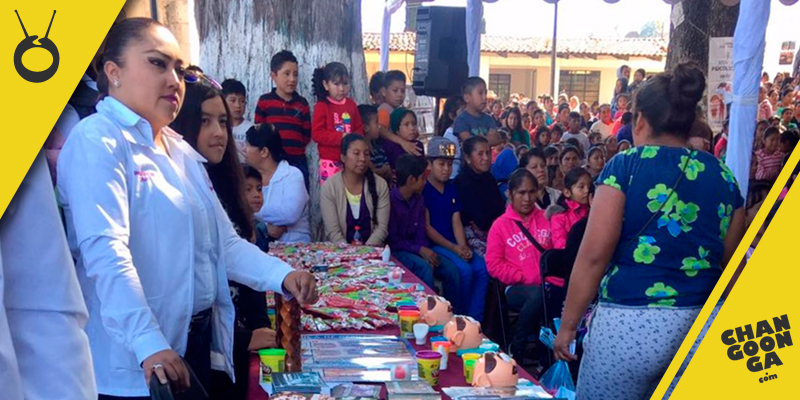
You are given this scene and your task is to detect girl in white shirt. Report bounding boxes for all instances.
[57,18,316,399]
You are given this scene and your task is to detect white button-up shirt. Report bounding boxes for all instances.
[0,154,96,400]
[58,96,294,397]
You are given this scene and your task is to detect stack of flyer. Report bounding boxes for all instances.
[269,372,331,395]
[386,381,440,400]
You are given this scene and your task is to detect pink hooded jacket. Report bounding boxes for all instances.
[486,206,552,286]
[548,199,589,249]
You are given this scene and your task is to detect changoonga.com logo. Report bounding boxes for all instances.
[13,10,59,83]
[722,314,793,383]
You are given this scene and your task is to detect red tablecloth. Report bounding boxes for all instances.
[246,262,537,400]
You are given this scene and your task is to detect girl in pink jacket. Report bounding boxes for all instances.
[547,168,592,249]
[486,169,552,362]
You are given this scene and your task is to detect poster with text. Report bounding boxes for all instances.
[708,37,734,134]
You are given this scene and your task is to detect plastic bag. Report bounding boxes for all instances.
[539,326,556,350]
[539,360,575,393]
[554,386,577,400]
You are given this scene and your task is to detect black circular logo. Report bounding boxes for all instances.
[14,10,59,83]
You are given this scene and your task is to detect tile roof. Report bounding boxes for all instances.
[362,32,667,58]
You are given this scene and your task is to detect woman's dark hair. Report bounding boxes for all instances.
[507,107,524,132]
[560,145,581,163]
[97,18,166,96]
[463,135,489,159]
[587,145,604,161]
[764,126,780,139]
[369,71,385,100]
[535,127,550,148]
[246,123,286,163]
[169,79,253,240]
[633,62,705,140]
[551,124,564,135]
[615,78,629,95]
[312,62,350,102]
[520,147,546,169]
[543,145,559,159]
[437,95,465,136]
[556,168,592,208]
[508,168,538,193]
[746,180,773,210]
[340,134,379,226]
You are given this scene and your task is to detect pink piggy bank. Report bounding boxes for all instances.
[419,295,453,327]
[472,352,519,388]
[443,316,482,352]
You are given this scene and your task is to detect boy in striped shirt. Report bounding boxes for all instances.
[254,50,312,187]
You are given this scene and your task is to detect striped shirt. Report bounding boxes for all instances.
[254,89,311,156]
[755,149,785,181]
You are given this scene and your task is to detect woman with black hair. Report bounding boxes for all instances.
[554,63,746,399]
[170,74,278,400]
[57,18,317,399]
[519,148,561,210]
[454,136,505,257]
[506,107,531,147]
[321,134,390,245]
[245,123,310,243]
[485,169,552,362]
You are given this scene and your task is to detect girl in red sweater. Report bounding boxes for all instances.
[312,62,364,185]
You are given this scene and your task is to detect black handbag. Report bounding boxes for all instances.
[149,359,209,400]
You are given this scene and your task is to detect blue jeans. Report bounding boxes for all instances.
[432,246,489,323]
[393,251,460,305]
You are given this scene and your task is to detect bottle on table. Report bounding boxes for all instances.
[353,225,362,245]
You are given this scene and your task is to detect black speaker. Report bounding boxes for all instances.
[412,6,468,98]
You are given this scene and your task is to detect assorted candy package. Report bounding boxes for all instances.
[268,243,426,332]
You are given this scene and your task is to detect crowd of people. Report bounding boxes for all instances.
[5,15,798,400]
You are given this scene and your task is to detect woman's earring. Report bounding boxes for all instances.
[113,80,120,88]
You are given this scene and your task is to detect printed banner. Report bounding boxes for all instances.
[708,37,734,134]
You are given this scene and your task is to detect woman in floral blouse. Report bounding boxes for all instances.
[553,63,746,399]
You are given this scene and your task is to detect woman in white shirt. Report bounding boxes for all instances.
[245,123,311,243]
[57,18,316,399]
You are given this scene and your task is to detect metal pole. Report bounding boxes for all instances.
[150,0,159,21]
[550,0,558,96]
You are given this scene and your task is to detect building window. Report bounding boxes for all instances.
[489,74,511,104]
[559,70,601,105]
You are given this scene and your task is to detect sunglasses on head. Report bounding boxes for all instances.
[184,69,222,90]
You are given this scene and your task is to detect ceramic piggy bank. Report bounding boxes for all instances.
[443,315,482,351]
[472,352,519,388]
[419,295,453,327]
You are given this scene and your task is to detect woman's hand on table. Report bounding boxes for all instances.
[142,349,190,392]
[553,328,578,362]
[282,270,319,304]
[248,328,278,351]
